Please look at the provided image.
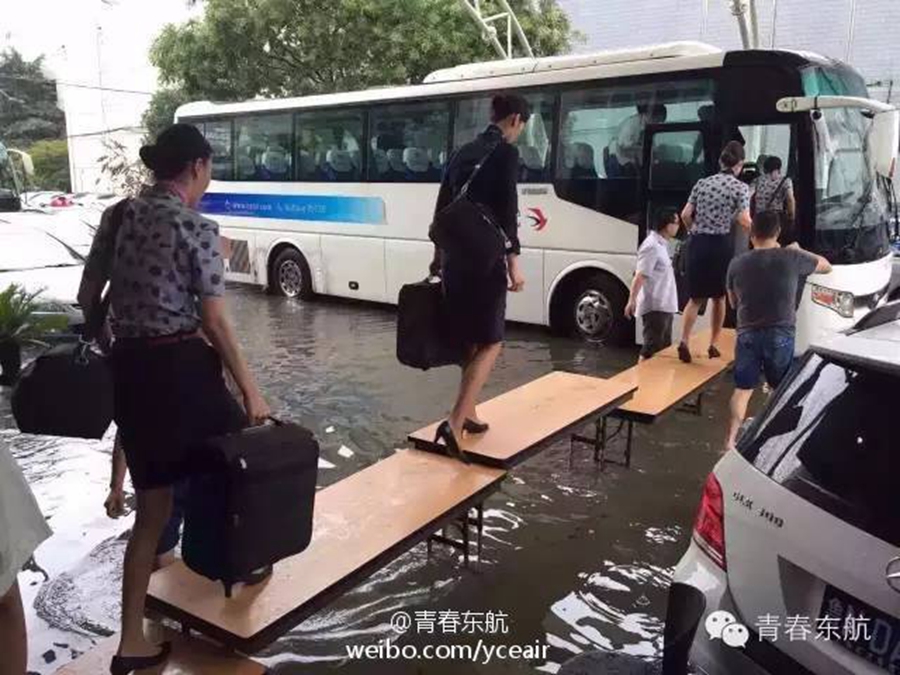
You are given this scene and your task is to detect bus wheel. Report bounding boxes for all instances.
[270,248,312,299]
[565,273,630,345]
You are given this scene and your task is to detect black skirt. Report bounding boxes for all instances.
[686,233,733,300]
[111,337,247,490]
[442,255,508,346]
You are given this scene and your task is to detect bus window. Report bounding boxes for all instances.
[295,109,364,182]
[235,114,293,181]
[368,101,450,182]
[453,92,555,183]
[205,120,234,181]
[648,130,706,189]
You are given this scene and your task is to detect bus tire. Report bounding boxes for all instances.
[269,247,313,299]
[555,272,631,345]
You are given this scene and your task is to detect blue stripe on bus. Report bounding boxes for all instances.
[200,193,386,225]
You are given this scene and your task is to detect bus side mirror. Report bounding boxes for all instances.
[869,109,899,179]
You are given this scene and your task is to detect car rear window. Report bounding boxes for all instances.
[739,353,895,546]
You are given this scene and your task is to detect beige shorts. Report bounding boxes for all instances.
[0,445,51,596]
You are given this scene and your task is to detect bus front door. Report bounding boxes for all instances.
[641,123,714,309]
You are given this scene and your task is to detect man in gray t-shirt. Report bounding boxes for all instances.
[724,211,832,450]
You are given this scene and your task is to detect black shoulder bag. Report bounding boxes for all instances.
[428,144,511,276]
[12,199,129,439]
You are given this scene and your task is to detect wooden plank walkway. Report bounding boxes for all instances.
[54,628,265,675]
[613,329,735,424]
[408,371,636,468]
[573,329,737,468]
[146,449,505,652]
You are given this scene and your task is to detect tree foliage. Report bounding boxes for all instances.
[149,0,580,105]
[141,87,193,142]
[26,139,70,191]
[0,49,66,149]
[97,137,151,197]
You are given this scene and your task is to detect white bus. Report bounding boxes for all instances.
[176,42,899,349]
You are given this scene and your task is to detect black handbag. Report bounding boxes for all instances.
[396,278,464,370]
[182,417,319,597]
[429,144,510,275]
[11,199,128,439]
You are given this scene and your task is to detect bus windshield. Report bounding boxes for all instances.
[812,107,892,265]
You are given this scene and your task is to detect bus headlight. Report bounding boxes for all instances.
[811,284,855,318]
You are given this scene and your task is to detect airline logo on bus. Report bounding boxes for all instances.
[523,207,548,232]
[200,193,386,225]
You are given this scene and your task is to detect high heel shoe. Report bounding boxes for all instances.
[110,641,172,675]
[434,421,470,464]
[708,344,721,359]
[463,418,489,434]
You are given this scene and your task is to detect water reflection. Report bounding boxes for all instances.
[3,286,729,673]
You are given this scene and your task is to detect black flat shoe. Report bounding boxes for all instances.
[708,345,721,359]
[110,641,172,675]
[463,418,489,434]
[677,342,692,364]
[434,421,470,464]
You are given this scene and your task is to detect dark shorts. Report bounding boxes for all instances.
[687,233,732,300]
[640,311,674,359]
[112,338,247,490]
[734,327,795,390]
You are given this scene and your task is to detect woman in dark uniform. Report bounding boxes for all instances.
[678,140,751,363]
[78,124,270,674]
[430,94,529,455]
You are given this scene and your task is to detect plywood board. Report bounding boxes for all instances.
[147,450,505,651]
[408,372,636,466]
[54,629,265,675]
[656,328,736,362]
[615,329,735,422]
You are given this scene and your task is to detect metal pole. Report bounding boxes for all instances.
[457,0,508,59]
[728,0,753,50]
[846,0,858,62]
[748,0,760,49]
[498,0,535,58]
[770,0,779,48]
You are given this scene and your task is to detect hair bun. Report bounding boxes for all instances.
[139,144,159,171]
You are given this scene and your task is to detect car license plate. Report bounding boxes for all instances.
[820,585,900,672]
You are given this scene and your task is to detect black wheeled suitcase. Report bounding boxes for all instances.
[182,418,319,597]
[396,279,464,370]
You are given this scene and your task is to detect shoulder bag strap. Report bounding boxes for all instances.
[458,142,501,198]
[83,198,129,343]
[765,175,789,210]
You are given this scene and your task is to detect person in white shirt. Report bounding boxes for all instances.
[615,104,667,171]
[625,207,681,360]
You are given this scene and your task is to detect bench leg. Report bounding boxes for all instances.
[599,419,634,470]
[625,419,634,468]
[679,390,704,416]
[594,416,607,465]
[476,503,484,562]
[571,416,607,464]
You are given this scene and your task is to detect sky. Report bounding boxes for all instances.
[3,0,898,143]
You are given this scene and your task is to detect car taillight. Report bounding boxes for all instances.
[692,473,726,570]
[811,284,855,318]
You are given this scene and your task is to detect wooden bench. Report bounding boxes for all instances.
[407,371,636,468]
[146,449,505,653]
[572,329,736,469]
[54,628,266,675]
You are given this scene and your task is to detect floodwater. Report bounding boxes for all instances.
[1,285,735,674]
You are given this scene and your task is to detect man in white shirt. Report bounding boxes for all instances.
[625,207,680,360]
[615,104,667,171]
